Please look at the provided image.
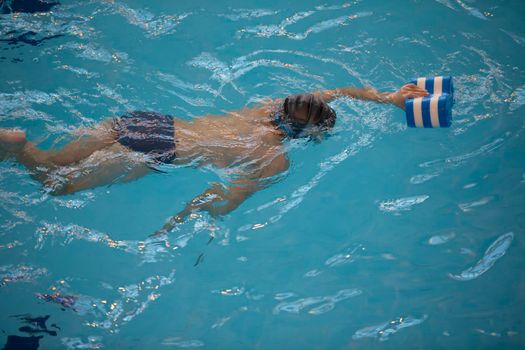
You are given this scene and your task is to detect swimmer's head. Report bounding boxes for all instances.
[278,93,336,138]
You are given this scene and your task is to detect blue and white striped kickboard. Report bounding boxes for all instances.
[405,76,454,128]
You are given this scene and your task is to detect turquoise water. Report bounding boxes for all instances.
[1,0,525,348]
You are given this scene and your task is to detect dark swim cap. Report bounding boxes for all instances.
[281,93,336,137]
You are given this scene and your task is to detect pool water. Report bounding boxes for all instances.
[1,0,525,348]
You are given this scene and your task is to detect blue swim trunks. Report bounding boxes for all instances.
[113,111,176,164]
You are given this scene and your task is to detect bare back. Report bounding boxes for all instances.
[173,105,286,170]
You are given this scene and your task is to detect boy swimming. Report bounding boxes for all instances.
[0,83,428,231]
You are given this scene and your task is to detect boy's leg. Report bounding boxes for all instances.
[49,143,152,196]
[1,120,154,195]
[0,129,27,158]
[0,119,117,170]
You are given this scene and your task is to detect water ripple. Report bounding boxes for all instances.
[219,8,279,21]
[458,196,494,212]
[378,195,429,213]
[188,51,322,97]
[453,0,487,20]
[0,240,23,249]
[37,270,175,331]
[508,84,525,111]
[274,292,296,301]
[427,231,456,246]
[409,173,439,185]
[61,336,103,350]
[419,137,506,171]
[57,64,100,79]
[449,232,514,281]
[0,0,523,345]
[237,3,371,41]
[352,315,428,341]
[35,222,111,249]
[52,192,95,209]
[500,29,525,47]
[56,42,130,63]
[0,4,94,41]
[239,49,364,83]
[212,286,245,297]
[157,71,220,97]
[434,0,457,11]
[325,244,363,267]
[266,128,376,224]
[0,264,48,287]
[161,337,204,348]
[34,222,175,263]
[273,288,361,315]
[0,90,59,121]
[108,1,190,37]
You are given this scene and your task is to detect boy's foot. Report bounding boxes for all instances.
[0,129,27,159]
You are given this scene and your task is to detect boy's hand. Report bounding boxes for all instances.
[389,84,429,110]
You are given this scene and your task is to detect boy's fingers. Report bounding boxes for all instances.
[403,84,429,95]
[412,88,429,96]
[405,91,428,99]
[401,85,430,99]
[410,86,426,92]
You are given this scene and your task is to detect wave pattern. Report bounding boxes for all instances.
[0,0,524,348]
[273,288,362,315]
[36,270,176,332]
[449,232,514,281]
[352,315,428,341]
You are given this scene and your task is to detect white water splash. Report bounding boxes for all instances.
[427,232,456,245]
[379,195,429,213]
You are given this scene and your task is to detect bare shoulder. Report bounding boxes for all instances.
[241,98,284,118]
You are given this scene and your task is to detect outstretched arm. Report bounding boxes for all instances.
[242,84,429,117]
[315,84,429,110]
[153,152,289,236]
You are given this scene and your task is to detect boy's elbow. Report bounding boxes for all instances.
[47,182,77,196]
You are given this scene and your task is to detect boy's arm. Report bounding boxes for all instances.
[152,152,289,236]
[316,84,429,110]
[243,84,429,116]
